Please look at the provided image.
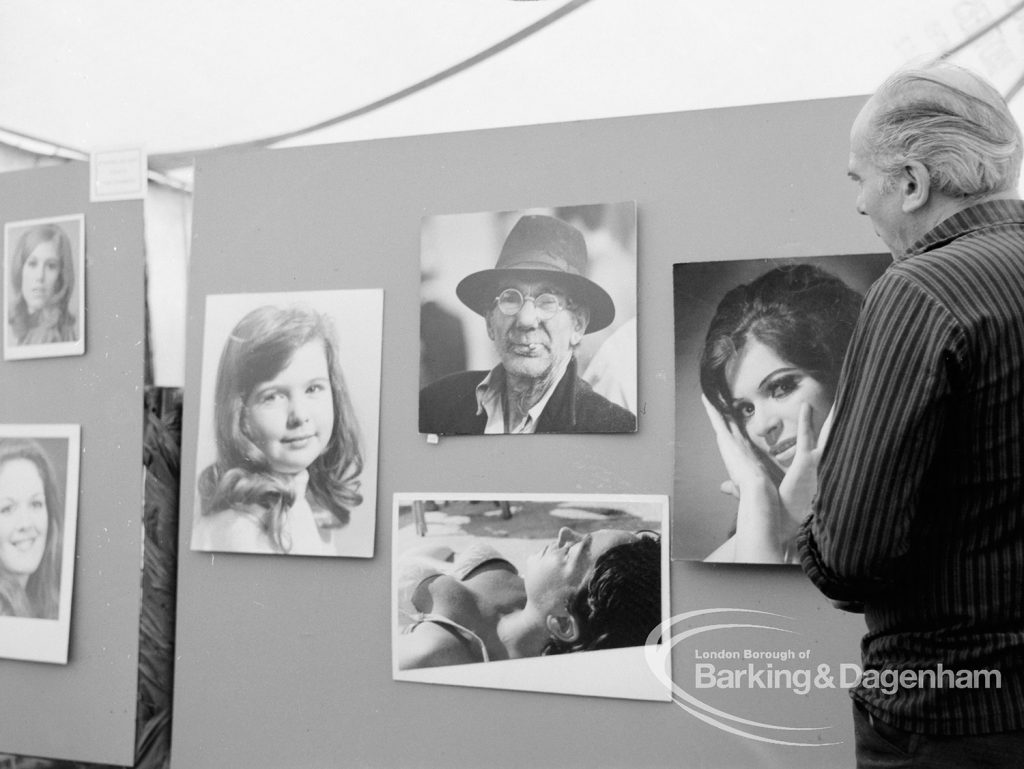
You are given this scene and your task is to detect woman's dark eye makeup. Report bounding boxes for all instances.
[765,373,801,398]
[734,401,755,421]
[731,372,802,422]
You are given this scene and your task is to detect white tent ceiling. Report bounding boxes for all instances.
[2,0,1023,386]
[4,0,1024,162]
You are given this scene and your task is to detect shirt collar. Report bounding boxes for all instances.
[906,198,1024,259]
[474,357,573,434]
[475,366,504,420]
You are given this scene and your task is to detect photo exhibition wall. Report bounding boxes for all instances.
[0,162,145,766]
[167,93,889,769]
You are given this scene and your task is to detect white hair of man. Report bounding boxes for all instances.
[866,62,1023,199]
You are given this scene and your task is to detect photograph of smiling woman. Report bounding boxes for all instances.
[3,214,85,361]
[190,290,383,558]
[672,255,891,563]
[0,424,79,664]
[0,438,63,619]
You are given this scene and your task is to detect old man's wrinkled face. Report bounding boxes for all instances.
[486,279,587,385]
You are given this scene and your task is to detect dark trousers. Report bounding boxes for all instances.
[854,701,1024,768]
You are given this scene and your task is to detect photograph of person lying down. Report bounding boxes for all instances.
[392,493,670,701]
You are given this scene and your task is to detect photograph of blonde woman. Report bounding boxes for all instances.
[672,256,890,563]
[3,215,85,360]
[392,494,669,701]
[0,425,80,664]
[190,290,382,559]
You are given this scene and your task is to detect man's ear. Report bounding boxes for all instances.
[485,312,496,341]
[570,306,589,347]
[900,161,931,213]
[545,611,580,643]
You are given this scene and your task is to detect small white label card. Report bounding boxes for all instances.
[90,148,147,202]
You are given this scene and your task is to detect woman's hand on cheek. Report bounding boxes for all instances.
[703,395,786,563]
[778,401,824,528]
[702,395,771,494]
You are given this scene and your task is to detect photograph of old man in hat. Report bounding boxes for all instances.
[419,203,637,436]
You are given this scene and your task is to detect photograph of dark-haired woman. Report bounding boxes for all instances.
[673,255,890,563]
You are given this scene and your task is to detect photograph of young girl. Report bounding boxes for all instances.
[392,493,670,701]
[190,290,382,558]
[672,255,891,563]
[0,424,80,664]
[3,214,85,360]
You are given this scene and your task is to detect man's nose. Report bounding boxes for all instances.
[514,297,540,327]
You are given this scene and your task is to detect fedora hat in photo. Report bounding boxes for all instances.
[455,214,615,334]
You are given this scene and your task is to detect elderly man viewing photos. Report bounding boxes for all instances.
[419,214,637,436]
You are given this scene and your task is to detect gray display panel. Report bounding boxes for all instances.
[174,95,878,769]
[0,162,144,766]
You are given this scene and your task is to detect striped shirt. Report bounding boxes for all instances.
[799,200,1024,735]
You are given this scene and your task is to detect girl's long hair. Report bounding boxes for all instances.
[197,305,363,552]
[0,439,63,619]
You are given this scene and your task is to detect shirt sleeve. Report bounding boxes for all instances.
[799,269,964,602]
